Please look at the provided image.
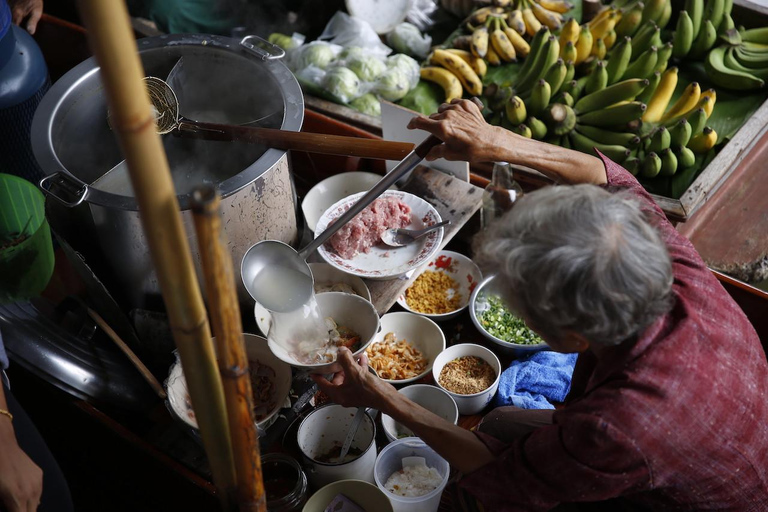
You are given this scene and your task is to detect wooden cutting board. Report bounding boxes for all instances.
[364,166,484,314]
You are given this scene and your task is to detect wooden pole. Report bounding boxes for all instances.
[75,1,237,509]
[192,186,266,512]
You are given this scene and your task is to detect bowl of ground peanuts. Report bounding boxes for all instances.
[397,251,482,321]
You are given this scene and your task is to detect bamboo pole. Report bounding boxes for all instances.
[75,1,237,509]
[192,186,266,512]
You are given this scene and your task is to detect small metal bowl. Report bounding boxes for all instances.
[469,275,549,355]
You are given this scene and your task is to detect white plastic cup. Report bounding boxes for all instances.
[374,438,450,512]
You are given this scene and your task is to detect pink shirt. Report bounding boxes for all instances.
[460,154,768,510]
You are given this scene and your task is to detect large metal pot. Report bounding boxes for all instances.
[32,34,304,307]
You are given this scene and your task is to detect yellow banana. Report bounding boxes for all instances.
[575,24,593,64]
[486,44,502,66]
[643,67,678,123]
[420,67,464,103]
[531,1,564,30]
[431,49,483,96]
[604,29,617,49]
[591,10,620,41]
[503,23,531,57]
[559,18,581,49]
[507,10,527,35]
[490,19,517,61]
[588,7,614,28]
[660,82,701,122]
[696,88,716,118]
[522,7,543,36]
[445,49,488,78]
[537,0,573,14]
[687,126,717,153]
[471,26,490,58]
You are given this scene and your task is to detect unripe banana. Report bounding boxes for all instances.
[685,0,704,38]
[623,156,641,175]
[584,60,609,95]
[554,91,575,107]
[505,95,528,124]
[577,101,646,127]
[703,0,725,36]
[660,81,701,122]
[631,22,660,55]
[687,126,717,153]
[563,60,576,84]
[653,42,673,74]
[528,116,548,140]
[516,36,558,94]
[507,10,527,35]
[623,45,658,79]
[471,26,490,58]
[649,125,671,152]
[657,0,673,29]
[576,124,640,145]
[545,58,569,95]
[518,28,550,79]
[676,145,696,168]
[636,70,661,104]
[490,18,518,61]
[575,78,649,113]
[643,66,678,122]
[669,118,693,147]
[742,27,768,44]
[641,0,666,26]
[705,46,765,91]
[673,10,695,58]
[529,79,552,116]
[575,25,594,64]
[431,49,483,96]
[606,36,632,84]
[689,19,717,59]
[605,30,618,50]
[561,40,577,64]
[546,103,577,135]
[562,79,584,100]
[641,151,662,177]
[570,130,631,162]
[591,38,607,59]
[615,2,644,38]
[685,108,708,135]
[718,12,734,35]
[659,147,679,176]
[420,67,464,103]
[512,123,533,138]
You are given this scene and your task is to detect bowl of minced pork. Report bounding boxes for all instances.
[397,251,482,322]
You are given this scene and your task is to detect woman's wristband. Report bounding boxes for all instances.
[0,408,12,422]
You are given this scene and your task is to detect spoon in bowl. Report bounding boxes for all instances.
[380,220,451,248]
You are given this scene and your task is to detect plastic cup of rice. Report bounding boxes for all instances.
[374,438,450,512]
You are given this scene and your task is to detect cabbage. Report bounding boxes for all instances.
[295,42,336,70]
[268,33,299,50]
[386,23,432,59]
[323,67,361,103]
[349,93,381,117]
[385,54,420,89]
[347,55,386,81]
[339,46,365,61]
[374,69,411,101]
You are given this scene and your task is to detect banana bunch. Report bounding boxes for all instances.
[671,0,733,60]
[705,28,768,91]
[420,48,486,102]
[463,0,574,43]
[579,0,671,59]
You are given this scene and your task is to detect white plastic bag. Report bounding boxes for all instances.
[317,11,392,59]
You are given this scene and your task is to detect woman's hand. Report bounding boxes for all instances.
[0,422,43,512]
[9,0,43,35]
[407,99,504,163]
[311,348,394,410]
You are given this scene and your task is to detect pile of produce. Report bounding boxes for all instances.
[705,27,768,91]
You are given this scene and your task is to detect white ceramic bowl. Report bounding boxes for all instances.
[469,274,549,355]
[315,190,444,281]
[302,479,393,512]
[297,404,378,490]
[397,250,483,321]
[431,343,501,416]
[254,262,371,337]
[267,292,381,374]
[165,334,292,432]
[381,384,459,443]
[368,312,445,385]
[302,172,390,232]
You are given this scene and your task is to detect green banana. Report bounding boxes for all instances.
[686,108,708,135]
[689,19,717,59]
[516,36,558,94]
[673,11,695,58]
[545,103,577,135]
[723,0,733,17]
[719,27,742,45]
[723,47,768,79]
[641,151,662,177]
[577,101,647,127]
[529,79,552,116]
[544,58,569,95]
[615,2,644,38]
[657,0,673,29]
[685,0,704,39]
[632,22,660,55]
[561,79,582,99]
[704,46,765,90]
[505,95,528,124]
[675,145,697,167]
[653,42,674,74]
[659,147,679,176]
[649,126,671,152]
[742,27,768,44]
[641,0,666,26]
[516,28,550,87]
[623,46,658,79]
[636,70,661,104]
[570,130,631,162]
[718,13,735,35]
[511,123,533,138]
[703,0,725,36]
[606,36,633,84]
[563,61,576,84]
[561,132,572,148]
[669,118,693,147]
[623,156,641,175]
[555,91,575,107]
[574,78,649,113]
[576,123,641,145]
[585,60,609,94]
[734,46,768,69]
[528,116,548,140]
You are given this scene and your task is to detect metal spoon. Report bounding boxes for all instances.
[381,220,451,248]
[336,407,366,463]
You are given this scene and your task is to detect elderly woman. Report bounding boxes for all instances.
[313,100,768,510]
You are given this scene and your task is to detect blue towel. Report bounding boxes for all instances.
[492,351,578,410]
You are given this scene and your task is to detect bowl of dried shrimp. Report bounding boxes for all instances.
[365,312,445,385]
[397,251,482,322]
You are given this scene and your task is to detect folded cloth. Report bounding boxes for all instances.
[492,351,578,410]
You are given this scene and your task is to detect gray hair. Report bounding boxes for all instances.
[474,185,673,347]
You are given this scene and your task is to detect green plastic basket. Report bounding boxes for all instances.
[0,173,54,303]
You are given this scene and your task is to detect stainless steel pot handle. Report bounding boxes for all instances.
[39,172,89,207]
[239,35,285,61]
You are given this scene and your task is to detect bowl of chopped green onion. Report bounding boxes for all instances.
[469,275,549,354]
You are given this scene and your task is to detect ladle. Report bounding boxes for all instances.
[143,77,415,161]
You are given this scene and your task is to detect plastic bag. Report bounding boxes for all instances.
[317,11,392,59]
[406,0,440,31]
[386,22,432,59]
[290,41,342,71]
[374,54,421,102]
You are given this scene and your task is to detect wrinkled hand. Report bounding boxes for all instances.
[0,424,43,512]
[9,0,43,35]
[311,347,392,410]
[407,99,501,163]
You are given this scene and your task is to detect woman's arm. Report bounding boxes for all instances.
[407,99,607,186]
[312,349,495,473]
